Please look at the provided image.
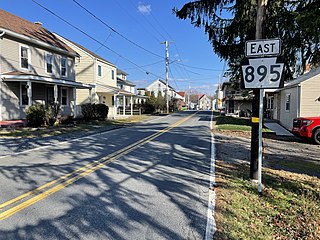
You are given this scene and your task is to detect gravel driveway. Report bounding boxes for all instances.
[213,130,320,178]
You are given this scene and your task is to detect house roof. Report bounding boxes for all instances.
[117,78,136,86]
[54,33,116,67]
[177,91,185,97]
[221,81,231,90]
[0,9,76,55]
[158,79,174,90]
[96,83,134,96]
[198,94,206,100]
[117,69,128,76]
[283,66,320,89]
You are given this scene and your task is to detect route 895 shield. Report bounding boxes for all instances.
[240,56,285,89]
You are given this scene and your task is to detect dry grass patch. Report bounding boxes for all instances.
[214,160,320,240]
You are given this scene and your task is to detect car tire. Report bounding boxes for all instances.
[313,129,320,145]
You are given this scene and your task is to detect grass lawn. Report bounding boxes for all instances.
[0,115,152,138]
[214,161,320,239]
[215,115,272,132]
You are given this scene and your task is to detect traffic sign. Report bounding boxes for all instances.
[246,39,280,57]
[241,56,284,89]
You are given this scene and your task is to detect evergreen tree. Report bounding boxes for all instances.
[174,0,320,84]
[156,91,166,112]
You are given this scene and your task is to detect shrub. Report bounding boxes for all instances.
[47,102,61,126]
[81,103,109,120]
[81,103,95,120]
[95,104,109,120]
[26,104,47,127]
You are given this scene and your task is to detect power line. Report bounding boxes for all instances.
[122,60,165,70]
[93,31,113,53]
[168,65,179,89]
[110,0,162,44]
[31,0,164,80]
[71,0,164,59]
[174,62,224,71]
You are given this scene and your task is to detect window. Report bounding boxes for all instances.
[46,53,53,73]
[112,96,115,106]
[20,46,29,69]
[61,88,68,106]
[21,83,28,105]
[61,57,67,76]
[111,70,115,80]
[285,94,291,111]
[98,65,102,76]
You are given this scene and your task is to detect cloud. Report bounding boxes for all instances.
[138,2,151,15]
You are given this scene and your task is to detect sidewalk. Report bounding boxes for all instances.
[264,121,294,136]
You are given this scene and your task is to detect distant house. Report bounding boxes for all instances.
[116,69,147,112]
[55,34,135,118]
[221,82,252,116]
[266,67,320,129]
[145,79,182,100]
[198,94,212,110]
[0,9,91,121]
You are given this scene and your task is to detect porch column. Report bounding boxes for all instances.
[123,95,125,116]
[89,88,92,103]
[27,80,32,107]
[113,94,117,119]
[0,81,2,121]
[130,96,133,116]
[73,87,77,117]
[53,84,58,104]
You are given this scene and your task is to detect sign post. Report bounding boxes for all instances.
[241,39,284,193]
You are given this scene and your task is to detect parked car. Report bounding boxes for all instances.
[292,117,320,144]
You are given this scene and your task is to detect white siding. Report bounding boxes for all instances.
[300,76,320,117]
[279,87,299,129]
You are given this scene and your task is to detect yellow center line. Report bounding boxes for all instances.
[0,112,197,220]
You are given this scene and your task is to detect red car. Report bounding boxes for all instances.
[292,117,320,144]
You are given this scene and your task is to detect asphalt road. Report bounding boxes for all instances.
[0,111,214,240]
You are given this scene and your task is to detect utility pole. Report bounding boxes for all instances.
[188,81,190,110]
[161,41,170,114]
[250,0,268,181]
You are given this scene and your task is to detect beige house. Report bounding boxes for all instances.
[0,9,91,121]
[266,67,320,129]
[55,35,135,118]
[221,82,252,116]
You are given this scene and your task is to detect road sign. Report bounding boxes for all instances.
[246,39,280,57]
[241,56,284,89]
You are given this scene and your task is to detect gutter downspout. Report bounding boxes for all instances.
[0,30,5,122]
[297,84,301,117]
[93,58,97,104]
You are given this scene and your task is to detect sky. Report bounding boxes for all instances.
[0,0,226,95]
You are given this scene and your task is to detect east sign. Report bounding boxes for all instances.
[245,39,280,57]
[241,39,284,89]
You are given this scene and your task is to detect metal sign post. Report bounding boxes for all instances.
[258,89,263,193]
[241,39,284,193]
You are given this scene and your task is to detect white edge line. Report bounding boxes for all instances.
[205,110,216,240]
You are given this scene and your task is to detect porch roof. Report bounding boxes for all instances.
[96,83,135,96]
[1,72,93,89]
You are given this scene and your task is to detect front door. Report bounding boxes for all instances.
[47,87,54,105]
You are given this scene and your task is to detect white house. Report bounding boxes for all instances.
[266,67,320,129]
